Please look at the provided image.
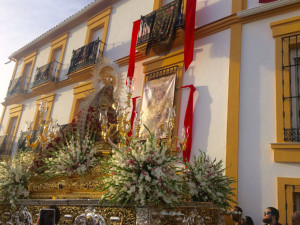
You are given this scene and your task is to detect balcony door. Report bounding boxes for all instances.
[5,116,17,154]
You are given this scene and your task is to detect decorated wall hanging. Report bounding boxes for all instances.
[143,0,183,55]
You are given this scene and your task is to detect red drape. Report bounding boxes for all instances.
[259,0,276,3]
[184,0,196,72]
[181,85,196,162]
[127,19,141,83]
[127,96,141,137]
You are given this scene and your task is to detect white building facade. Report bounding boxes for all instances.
[0,0,300,224]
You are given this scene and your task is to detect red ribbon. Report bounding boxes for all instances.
[259,0,275,3]
[127,96,141,137]
[127,19,141,84]
[184,0,196,72]
[181,85,196,162]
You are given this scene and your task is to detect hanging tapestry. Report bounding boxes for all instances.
[140,74,176,139]
[144,0,182,55]
[34,62,53,84]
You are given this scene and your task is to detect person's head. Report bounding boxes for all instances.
[49,205,60,225]
[263,207,280,224]
[153,86,165,100]
[243,216,254,225]
[232,206,243,222]
[292,211,300,225]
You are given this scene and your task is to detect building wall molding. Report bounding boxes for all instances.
[237,0,300,18]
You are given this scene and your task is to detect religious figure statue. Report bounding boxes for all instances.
[31,58,123,172]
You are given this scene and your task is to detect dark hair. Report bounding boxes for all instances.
[234,206,243,213]
[267,207,280,222]
[49,205,60,224]
[245,216,254,225]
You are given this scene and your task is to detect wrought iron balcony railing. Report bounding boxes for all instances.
[6,76,26,98]
[67,38,100,74]
[137,0,184,46]
[32,61,58,88]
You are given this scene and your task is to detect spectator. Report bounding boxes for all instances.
[292,211,300,225]
[263,207,282,225]
[231,206,243,225]
[242,216,254,225]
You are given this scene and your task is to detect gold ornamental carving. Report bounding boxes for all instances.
[0,201,223,225]
[28,170,105,199]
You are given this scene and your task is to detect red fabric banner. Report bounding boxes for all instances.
[181,85,196,162]
[259,0,276,3]
[127,19,141,83]
[184,0,196,72]
[127,96,141,137]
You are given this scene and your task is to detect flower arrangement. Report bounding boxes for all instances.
[0,151,34,207]
[98,132,186,207]
[184,150,235,209]
[43,131,98,178]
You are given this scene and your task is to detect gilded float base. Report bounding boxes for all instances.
[0,200,224,225]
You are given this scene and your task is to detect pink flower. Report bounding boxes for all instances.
[129,159,135,165]
[142,170,148,176]
[112,172,116,175]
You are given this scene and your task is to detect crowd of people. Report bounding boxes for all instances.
[231,205,300,225]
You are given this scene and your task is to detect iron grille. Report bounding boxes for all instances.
[6,76,26,98]
[145,65,179,81]
[32,61,58,88]
[284,184,300,225]
[282,34,300,141]
[67,38,101,74]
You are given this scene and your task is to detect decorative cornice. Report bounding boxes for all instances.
[237,0,300,18]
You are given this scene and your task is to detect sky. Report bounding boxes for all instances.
[0,0,95,115]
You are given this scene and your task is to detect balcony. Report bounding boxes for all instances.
[136,0,185,55]
[67,39,100,75]
[32,61,58,88]
[6,76,26,98]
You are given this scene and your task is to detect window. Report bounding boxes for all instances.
[3,104,23,158]
[270,15,300,162]
[48,33,68,80]
[32,94,56,130]
[153,0,186,13]
[295,192,300,211]
[5,116,17,152]
[278,177,300,225]
[281,34,300,142]
[69,82,94,123]
[20,51,37,91]
[85,7,111,56]
[23,63,32,89]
